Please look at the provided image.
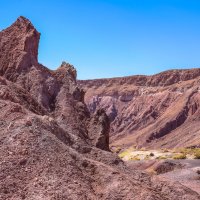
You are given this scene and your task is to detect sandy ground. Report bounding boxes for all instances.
[121,150,174,161]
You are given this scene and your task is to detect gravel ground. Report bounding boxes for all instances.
[157,160,200,194]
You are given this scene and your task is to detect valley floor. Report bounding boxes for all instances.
[156,160,200,194]
[116,148,200,195]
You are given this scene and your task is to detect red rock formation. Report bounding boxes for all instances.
[88,109,110,151]
[79,69,200,150]
[0,16,40,80]
[0,17,199,199]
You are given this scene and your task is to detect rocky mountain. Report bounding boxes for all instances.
[0,16,200,199]
[79,68,200,150]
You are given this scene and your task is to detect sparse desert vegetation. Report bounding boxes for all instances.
[194,150,200,159]
[172,153,187,159]
[116,147,200,161]
[157,156,168,160]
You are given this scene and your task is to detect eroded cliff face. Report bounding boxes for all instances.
[79,69,200,150]
[0,17,199,200]
[0,16,40,79]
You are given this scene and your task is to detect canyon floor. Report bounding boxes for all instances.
[128,158,200,195]
[114,147,200,195]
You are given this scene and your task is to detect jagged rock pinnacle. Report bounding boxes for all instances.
[0,16,40,80]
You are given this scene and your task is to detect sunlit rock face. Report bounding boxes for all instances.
[79,68,200,149]
[0,16,40,79]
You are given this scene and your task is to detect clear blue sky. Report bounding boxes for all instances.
[1,0,200,79]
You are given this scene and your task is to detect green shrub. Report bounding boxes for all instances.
[173,153,186,159]
[149,152,154,157]
[156,156,167,160]
[118,150,131,158]
[130,156,140,161]
[194,151,200,159]
[179,148,200,156]
[179,148,190,154]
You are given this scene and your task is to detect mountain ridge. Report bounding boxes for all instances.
[79,67,200,149]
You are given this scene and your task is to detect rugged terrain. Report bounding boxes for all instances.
[128,159,200,195]
[79,68,200,149]
[0,17,200,199]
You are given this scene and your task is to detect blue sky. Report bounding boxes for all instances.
[1,0,200,79]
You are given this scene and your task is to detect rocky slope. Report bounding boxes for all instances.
[0,16,200,199]
[79,68,200,150]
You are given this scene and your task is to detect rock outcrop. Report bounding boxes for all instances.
[0,17,199,199]
[88,109,110,151]
[0,16,40,80]
[79,69,200,150]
